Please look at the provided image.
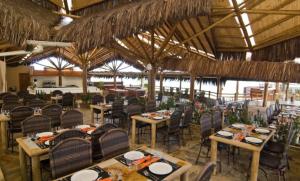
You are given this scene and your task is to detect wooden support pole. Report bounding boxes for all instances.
[190,75,195,101]
[113,74,117,89]
[148,66,157,101]
[58,70,62,87]
[235,81,239,101]
[82,64,88,94]
[216,77,220,99]
[285,83,289,101]
[159,72,163,94]
[199,77,202,91]
[275,82,280,100]
[262,82,269,107]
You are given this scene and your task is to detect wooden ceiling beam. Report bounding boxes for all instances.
[155,24,177,59]
[135,35,152,61]
[232,0,253,51]
[196,17,216,55]
[123,39,146,60]
[243,9,300,16]
[184,20,208,54]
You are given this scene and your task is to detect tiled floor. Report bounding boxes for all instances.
[0,105,300,181]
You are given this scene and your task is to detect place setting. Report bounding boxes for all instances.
[76,124,96,135]
[215,130,234,139]
[58,165,111,181]
[34,131,55,149]
[252,127,271,135]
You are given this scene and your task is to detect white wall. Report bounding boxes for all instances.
[33,76,82,87]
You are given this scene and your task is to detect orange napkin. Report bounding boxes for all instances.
[234,133,245,141]
[133,155,151,165]
[81,127,96,132]
[140,157,160,169]
[97,178,112,181]
[38,136,54,143]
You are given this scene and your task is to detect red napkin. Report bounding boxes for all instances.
[133,155,151,165]
[38,136,54,143]
[81,127,96,132]
[140,157,160,169]
[97,178,112,181]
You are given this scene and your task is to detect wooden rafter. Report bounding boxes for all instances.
[232,0,252,50]
[196,17,216,55]
[155,24,177,59]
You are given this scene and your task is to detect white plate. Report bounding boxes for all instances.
[153,116,163,120]
[141,113,150,117]
[87,130,94,135]
[245,137,263,144]
[217,131,233,137]
[149,162,173,175]
[157,110,167,113]
[36,132,53,138]
[76,125,90,129]
[44,140,50,146]
[255,128,270,134]
[124,151,144,161]
[232,123,245,129]
[71,170,98,181]
[268,125,276,129]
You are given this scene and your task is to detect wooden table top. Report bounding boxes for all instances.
[131,115,170,124]
[55,146,192,181]
[17,137,49,157]
[209,126,275,152]
[90,104,112,110]
[0,114,10,122]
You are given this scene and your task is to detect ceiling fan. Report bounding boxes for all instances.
[0,40,72,57]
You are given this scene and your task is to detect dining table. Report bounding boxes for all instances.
[90,104,112,125]
[209,124,275,181]
[17,126,97,181]
[131,111,171,149]
[54,146,192,181]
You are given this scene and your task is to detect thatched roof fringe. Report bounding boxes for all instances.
[251,36,300,62]
[57,0,211,53]
[0,0,60,47]
[217,51,247,61]
[162,55,300,83]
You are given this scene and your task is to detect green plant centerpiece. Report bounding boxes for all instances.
[95,82,109,104]
[80,92,92,108]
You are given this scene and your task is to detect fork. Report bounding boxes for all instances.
[143,170,159,181]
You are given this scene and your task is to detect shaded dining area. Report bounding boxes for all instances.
[1,0,300,181]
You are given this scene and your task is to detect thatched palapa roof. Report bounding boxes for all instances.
[56,0,211,52]
[0,0,60,47]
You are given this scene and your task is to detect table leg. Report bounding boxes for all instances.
[90,107,95,124]
[180,172,189,181]
[131,119,136,146]
[32,156,41,181]
[151,123,157,149]
[210,140,218,175]
[100,108,104,125]
[0,121,7,151]
[19,145,27,181]
[250,151,260,181]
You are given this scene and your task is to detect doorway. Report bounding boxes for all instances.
[19,73,30,91]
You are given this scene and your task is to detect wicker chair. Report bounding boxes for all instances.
[3,94,19,104]
[158,110,183,152]
[145,100,156,112]
[91,123,117,161]
[127,97,139,105]
[213,110,222,132]
[106,99,126,127]
[60,110,83,129]
[91,95,104,122]
[195,113,212,163]
[180,107,193,144]
[42,104,62,129]
[17,90,29,99]
[2,103,22,112]
[51,90,63,97]
[99,129,129,160]
[21,115,51,136]
[0,92,11,100]
[62,93,75,110]
[27,99,46,109]
[23,94,37,105]
[105,94,115,103]
[196,162,216,181]
[49,138,92,179]
[49,129,86,148]
[8,106,34,152]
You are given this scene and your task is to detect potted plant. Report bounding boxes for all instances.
[80,92,92,108]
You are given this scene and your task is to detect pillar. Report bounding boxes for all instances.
[189,75,195,101]
[148,65,157,101]
[285,82,289,101]
[58,70,62,87]
[159,72,163,94]
[216,77,220,99]
[235,81,239,101]
[262,82,268,107]
[82,64,88,94]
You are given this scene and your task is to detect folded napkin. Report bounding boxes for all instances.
[81,127,96,132]
[133,155,151,165]
[38,136,54,143]
[139,157,160,169]
[234,133,245,141]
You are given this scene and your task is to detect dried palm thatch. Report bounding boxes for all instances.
[162,54,300,83]
[0,0,60,47]
[251,36,300,62]
[56,0,211,53]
